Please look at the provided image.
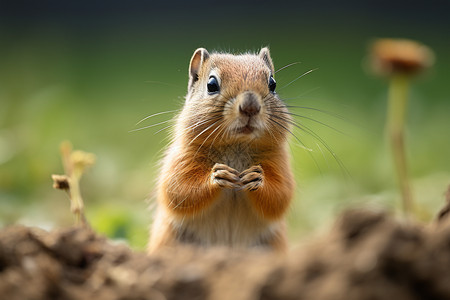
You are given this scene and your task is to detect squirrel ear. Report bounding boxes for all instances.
[259,47,274,74]
[189,48,210,88]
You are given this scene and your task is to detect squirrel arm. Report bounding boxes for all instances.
[246,158,295,221]
[158,155,220,218]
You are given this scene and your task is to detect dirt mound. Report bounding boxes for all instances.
[2,207,450,300]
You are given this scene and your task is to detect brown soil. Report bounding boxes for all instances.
[2,195,450,300]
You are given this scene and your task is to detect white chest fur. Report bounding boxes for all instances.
[173,189,276,248]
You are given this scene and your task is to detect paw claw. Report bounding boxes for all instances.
[211,163,241,189]
[240,165,264,191]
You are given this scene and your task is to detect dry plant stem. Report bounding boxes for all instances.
[387,74,413,216]
[69,171,87,226]
[59,141,88,226]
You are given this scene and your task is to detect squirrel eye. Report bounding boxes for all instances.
[268,75,276,93]
[207,76,220,94]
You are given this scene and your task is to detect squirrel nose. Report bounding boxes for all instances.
[239,92,261,117]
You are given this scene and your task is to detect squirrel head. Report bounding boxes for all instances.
[179,47,291,147]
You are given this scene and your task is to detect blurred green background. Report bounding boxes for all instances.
[1,1,449,249]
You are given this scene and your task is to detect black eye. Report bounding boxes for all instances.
[268,75,276,93]
[207,76,220,94]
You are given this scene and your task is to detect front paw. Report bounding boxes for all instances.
[240,165,263,191]
[211,163,241,189]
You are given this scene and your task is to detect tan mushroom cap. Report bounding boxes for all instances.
[370,38,435,76]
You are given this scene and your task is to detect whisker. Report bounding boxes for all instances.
[267,117,312,152]
[132,109,219,134]
[274,105,348,122]
[182,108,224,123]
[172,196,189,210]
[195,123,224,157]
[315,142,330,171]
[301,125,350,178]
[264,119,280,145]
[208,122,228,153]
[135,110,179,126]
[209,121,229,151]
[189,120,221,145]
[129,119,172,132]
[269,113,350,178]
[275,62,301,73]
[281,87,321,100]
[267,117,322,172]
[278,68,318,91]
[136,104,223,128]
[190,110,223,117]
[154,123,174,135]
[271,110,347,135]
[186,115,222,131]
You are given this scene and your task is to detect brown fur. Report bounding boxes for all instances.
[148,48,295,253]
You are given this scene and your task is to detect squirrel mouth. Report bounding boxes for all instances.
[237,124,255,134]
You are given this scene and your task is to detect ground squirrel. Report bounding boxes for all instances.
[148,47,295,252]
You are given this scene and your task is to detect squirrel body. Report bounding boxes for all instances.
[148,48,295,252]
